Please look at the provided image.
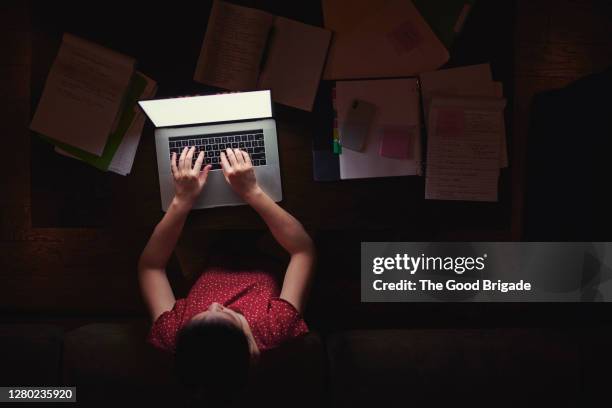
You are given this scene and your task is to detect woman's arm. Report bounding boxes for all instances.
[138,147,212,321]
[220,148,316,313]
[246,188,316,313]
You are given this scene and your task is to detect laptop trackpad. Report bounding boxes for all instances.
[198,170,241,207]
[196,165,281,208]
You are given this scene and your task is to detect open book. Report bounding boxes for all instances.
[194,0,332,111]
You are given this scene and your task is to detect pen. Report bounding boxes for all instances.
[332,86,341,154]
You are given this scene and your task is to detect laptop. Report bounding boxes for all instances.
[138,90,282,211]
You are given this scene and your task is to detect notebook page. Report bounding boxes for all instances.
[30,33,135,156]
[194,0,274,91]
[425,97,504,202]
[257,17,331,111]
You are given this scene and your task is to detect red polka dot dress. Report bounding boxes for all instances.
[147,256,309,353]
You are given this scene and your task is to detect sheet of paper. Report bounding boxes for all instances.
[420,64,508,168]
[257,17,331,111]
[323,0,449,79]
[105,113,147,175]
[30,33,135,156]
[419,64,494,119]
[425,97,505,202]
[336,78,421,179]
[323,0,392,33]
[108,73,158,175]
[193,0,273,91]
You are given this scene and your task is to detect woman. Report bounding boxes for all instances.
[138,146,316,405]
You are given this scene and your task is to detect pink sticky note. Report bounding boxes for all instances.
[436,108,465,138]
[387,21,422,54]
[379,126,415,159]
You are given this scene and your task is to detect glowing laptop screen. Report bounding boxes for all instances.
[138,90,272,128]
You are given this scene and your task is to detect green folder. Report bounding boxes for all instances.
[413,0,476,48]
[39,72,147,171]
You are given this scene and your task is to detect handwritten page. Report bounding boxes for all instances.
[30,33,135,156]
[194,0,273,91]
[425,97,505,202]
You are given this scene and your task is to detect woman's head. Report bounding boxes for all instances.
[175,302,258,406]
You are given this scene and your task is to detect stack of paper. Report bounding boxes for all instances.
[30,33,157,175]
[419,64,507,202]
[107,76,156,175]
[55,73,157,175]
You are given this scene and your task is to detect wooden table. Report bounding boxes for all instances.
[29,0,515,239]
[5,0,612,318]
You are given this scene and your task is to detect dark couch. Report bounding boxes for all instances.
[1,322,611,407]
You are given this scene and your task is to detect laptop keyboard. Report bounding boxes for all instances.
[168,129,266,171]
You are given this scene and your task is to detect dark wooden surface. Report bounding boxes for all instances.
[28,0,514,235]
[1,0,612,320]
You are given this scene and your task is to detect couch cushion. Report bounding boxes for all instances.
[236,331,326,408]
[63,322,182,407]
[327,329,584,408]
[0,324,64,386]
[579,326,612,407]
[64,323,325,407]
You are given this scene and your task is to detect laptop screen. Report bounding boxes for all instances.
[138,90,272,128]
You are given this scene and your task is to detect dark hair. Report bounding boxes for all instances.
[175,317,251,407]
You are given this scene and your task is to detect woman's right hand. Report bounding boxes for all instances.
[220,148,262,201]
[171,146,211,208]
